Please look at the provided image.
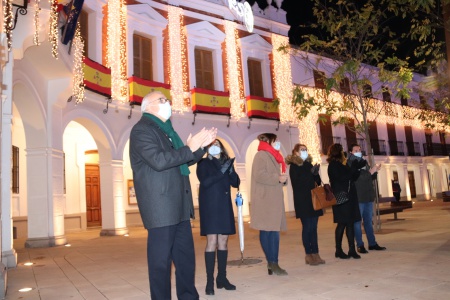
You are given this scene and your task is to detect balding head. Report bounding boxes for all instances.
[141,91,165,114]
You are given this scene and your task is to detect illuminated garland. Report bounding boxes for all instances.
[3,0,13,50]
[297,86,450,133]
[49,0,58,57]
[225,20,244,119]
[168,6,188,112]
[34,0,41,46]
[72,23,85,104]
[180,14,190,107]
[106,0,128,102]
[271,34,295,124]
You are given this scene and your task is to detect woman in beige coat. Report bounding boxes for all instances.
[250,133,288,276]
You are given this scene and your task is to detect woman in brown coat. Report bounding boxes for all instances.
[250,133,288,276]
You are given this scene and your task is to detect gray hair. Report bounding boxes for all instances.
[141,95,150,113]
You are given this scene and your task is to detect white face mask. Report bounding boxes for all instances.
[158,102,172,120]
[208,145,221,156]
[353,152,362,158]
[300,150,308,160]
[273,141,281,151]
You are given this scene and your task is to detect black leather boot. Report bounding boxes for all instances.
[205,251,215,295]
[335,224,349,259]
[346,225,361,259]
[216,250,236,290]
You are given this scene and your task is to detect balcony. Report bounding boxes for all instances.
[370,139,387,155]
[406,142,421,156]
[388,140,405,156]
[423,143,450,156]
[319,135,341,155]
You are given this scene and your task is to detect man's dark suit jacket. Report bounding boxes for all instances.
[129,116,205,229]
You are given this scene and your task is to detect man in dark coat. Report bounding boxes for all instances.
[130,91,216,300]
[348,144,386,254]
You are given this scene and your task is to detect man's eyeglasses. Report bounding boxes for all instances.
[151,97,171,104]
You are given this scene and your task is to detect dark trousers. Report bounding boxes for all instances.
[259,230,280,263]
[300,216,319,254]
[147,220,199,300]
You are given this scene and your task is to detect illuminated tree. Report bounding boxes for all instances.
[283,0,445,165]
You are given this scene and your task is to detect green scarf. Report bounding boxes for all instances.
[143,113,190,176]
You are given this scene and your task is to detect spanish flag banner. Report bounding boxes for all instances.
[83,57,111,97]
[129,76,171,105]
[191,88,230,115]
[246,95,279,120]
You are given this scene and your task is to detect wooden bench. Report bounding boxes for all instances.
[377,197,404,220]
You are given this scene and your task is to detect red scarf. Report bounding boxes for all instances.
[258,141,287,173]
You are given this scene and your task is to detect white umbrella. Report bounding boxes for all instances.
[235,191,244,263]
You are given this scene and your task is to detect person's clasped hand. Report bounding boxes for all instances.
[279,174,287,184]
[186,127,217,152]
[311,164,320,175]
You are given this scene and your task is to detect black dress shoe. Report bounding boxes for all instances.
[368,244,386,251]
[357,246,369,254]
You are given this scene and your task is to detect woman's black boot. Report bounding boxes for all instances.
[205,251,215,295]
[346,224,361,259]
[335,224,349,259]
[216,250,236,290]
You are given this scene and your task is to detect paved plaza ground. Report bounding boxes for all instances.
[4,199,450,300]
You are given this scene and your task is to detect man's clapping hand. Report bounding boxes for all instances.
[186,127,217,152]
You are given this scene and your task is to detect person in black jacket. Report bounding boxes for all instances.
[197,139,240,295]
[348,144,386,253]
[327,143,364,259]
[286,143,324,266]
[130,91,217,300]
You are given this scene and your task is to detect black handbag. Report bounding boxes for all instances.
[335,181,350,205]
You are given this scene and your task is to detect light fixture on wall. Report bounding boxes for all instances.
[8,0,29,31]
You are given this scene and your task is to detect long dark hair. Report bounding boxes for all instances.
[206,139,230,161]
[327,143,345,163]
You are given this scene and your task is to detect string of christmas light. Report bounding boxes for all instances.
[72,23,85,104]
[168,6,188,112]
[3,0,14,50]
[225,20,244,119]
[180,14,190,107]
[272,34,295,124]
[296,85,450,133]
[49,0,58,57]
[33,0,41,46]
[106,0,128,102]
[300,106,322,163]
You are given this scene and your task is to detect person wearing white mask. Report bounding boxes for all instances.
[196,139,240,295]
[348,144,385,254]
[250,133,288,275]
[285,144,324,266]
[130,91,217,300]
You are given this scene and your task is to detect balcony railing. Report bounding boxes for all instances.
[319,135,341,154]
[388,140,405,156]
[406,142,421,156]
[423,143,450,156]
[370,139,387,155]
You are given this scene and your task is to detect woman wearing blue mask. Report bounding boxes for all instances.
[196,139,240,295]
[285,143,324,266]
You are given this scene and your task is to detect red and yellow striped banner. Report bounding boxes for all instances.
[83,57,111,96]
[129,76,171,104]
[246,95,279,120]
[191,88,230,115]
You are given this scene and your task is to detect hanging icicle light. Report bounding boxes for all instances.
[3,0,14,51]
[272,34,295,124]
[107,0,128,102]
[72,23,85,104]
[33,0,41,46]
[225,20,244,119]
[168,5,189,112]
[49,0,58,57]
